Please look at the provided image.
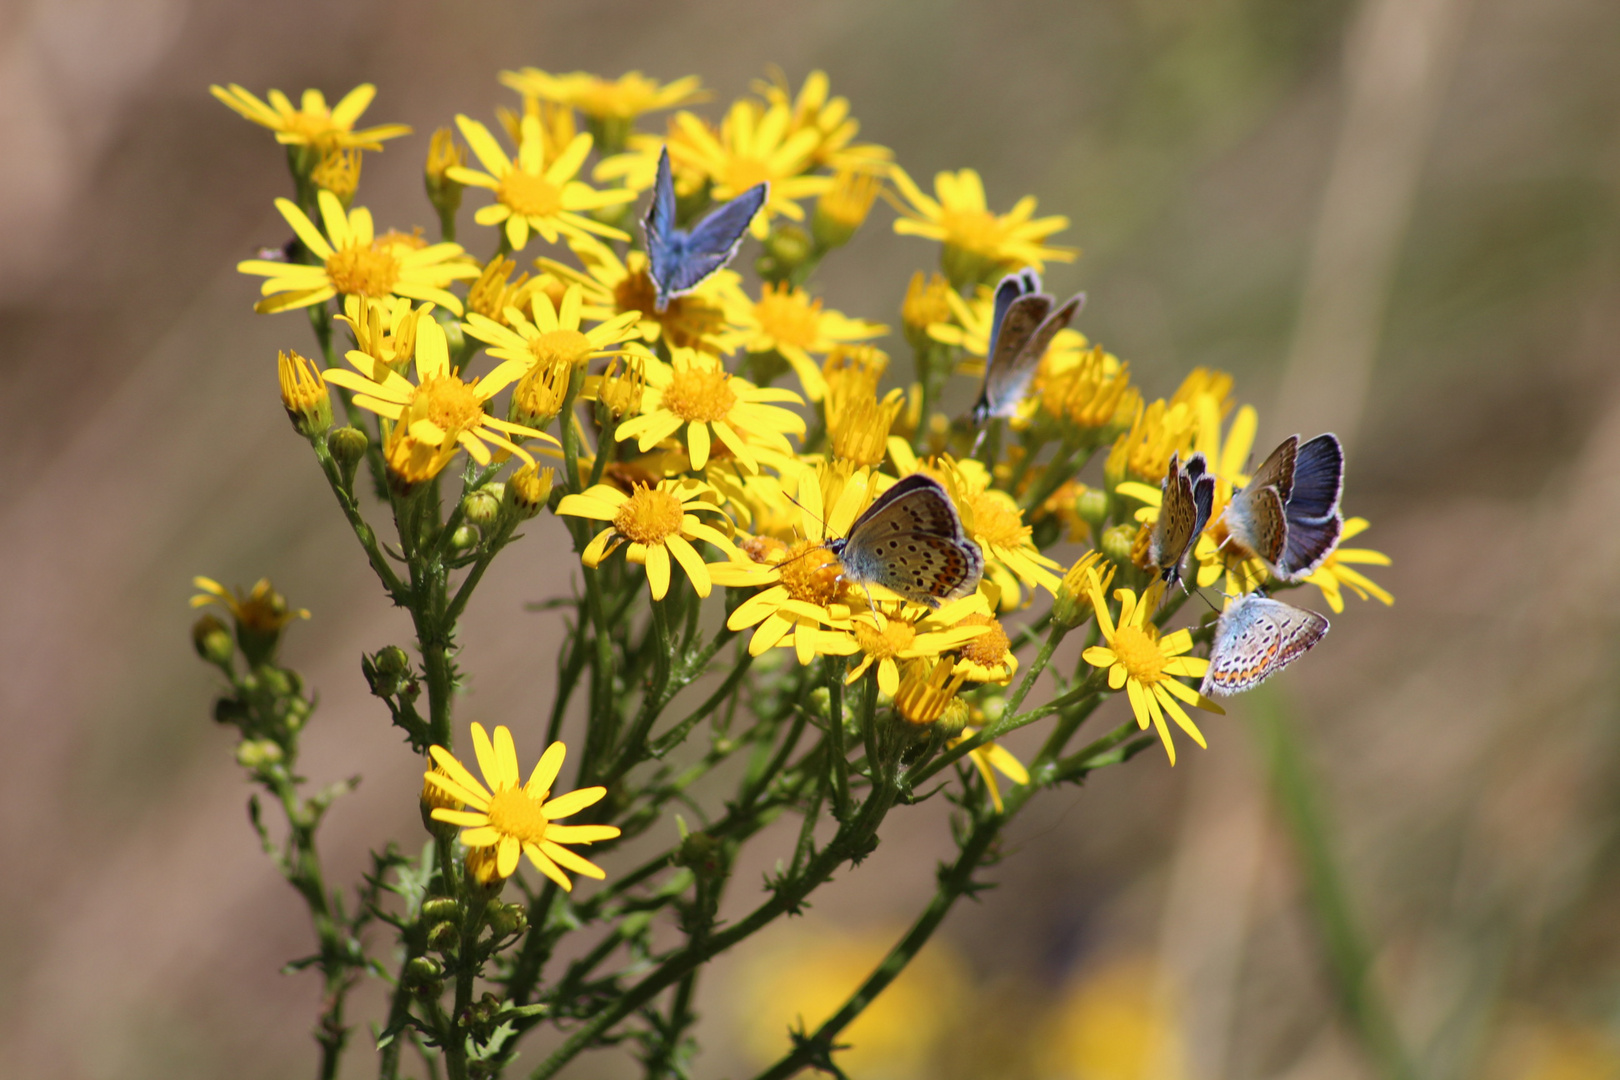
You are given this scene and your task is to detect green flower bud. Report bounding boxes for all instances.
[936,696,970,739]
[505,464,554,519]
[364,646,412,698]
[487,902,527,938]
[462,487,502,530]
[426,920,459,953]
[192,614,234,666]
[758,225,812,281]
[1101,523,1137,567]
[806,686,831,717]
[449,525,478,553]
[235,739,284,769]
[421,897,460,924]
[674,830,725,878]
[326,425,369,491]
[405,956,444,997]
[1076,488,1110,531]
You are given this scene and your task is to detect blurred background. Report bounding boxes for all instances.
[2,0,1618,1077]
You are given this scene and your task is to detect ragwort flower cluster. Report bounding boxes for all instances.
[204,66,1392,1080]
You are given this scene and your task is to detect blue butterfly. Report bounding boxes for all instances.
[643,147,769,312]
[969,268,1084,425]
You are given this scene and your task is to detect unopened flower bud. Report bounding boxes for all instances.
[422,897,460,924]
[449,525,478,553]
[806,687,831,716]
[421,767,458,836]
[277,351,332,437]
[1076,487,1110,531]
[1053,551,1117,629]
[978,694,1006,725]
[1100,523,1137,567]
[462,488,502,530]
[426,920,459,953]
[327,426,369,490]
[674,830,725,877]
[192,613,234,666]
[936,696,970,740]
[311,147,362,205]
[509,358,571,431]
[597,354,645,420]
[236,739,284,770]
[464,844,506,887]
[424,127,465,221]
[813,169,882,250]
[764,224,812,272]
[505,464,554,518]
[404,956,444,997]
[486,902,527,937]
[364,646,412,698]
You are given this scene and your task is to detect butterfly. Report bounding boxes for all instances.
[969,269,1085,425]
[826,474,985,608]
[1149,451,1215,585]
[1223,433,1344,581]
[643,146,768,312]
[1200,593,1329,697]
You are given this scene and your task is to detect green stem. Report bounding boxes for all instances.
[1248,688,1418,1080]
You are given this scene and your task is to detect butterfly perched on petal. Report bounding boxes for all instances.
[1149,451,1214,586]
[969,268,1084,425]
[643,146,768,312]
[1224,433,1344,581]
[826,474,984,608]
[1200,593,1329,697]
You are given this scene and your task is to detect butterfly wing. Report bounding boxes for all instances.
[1277,513,1342,581]
[839,475,984,607]
[986,271,1033,363]
[1246,436,1298,505]
[1225,483,1287,566]
[1286,434,1343,523]
[671,181,768,291]
[643,148,681,308]
[1149,452,1196,581]
[974,293,1053,421]
[1200,596,1329,697]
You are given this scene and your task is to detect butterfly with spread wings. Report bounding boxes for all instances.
[643,147,768,312]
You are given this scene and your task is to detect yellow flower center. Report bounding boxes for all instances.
[854,618,916,660]
[326,244,401,298]
[414,374,486,436]
[285,112,341,146]
[753,284,822,349]
[779,541,844,606]
[966,490,1030,551]
[1112,625,1165,683]
[663,364,738,423]
[939,208,1005,257]
[484,785,552,845]
[529,328,593,368]
[614,485,685,545]
[956,614,1010,668]
[498,169,564,218]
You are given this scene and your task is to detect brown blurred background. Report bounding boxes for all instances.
[3,0,1618,1077]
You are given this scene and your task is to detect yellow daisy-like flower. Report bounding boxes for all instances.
[464,283,644,376]
[718,466,881,661]
[752,67,893,174]
[1105,397,1198,486]
[557,479,740,601]
[1081,577,1223,766]
[191,576,309,631]
[951,613,1018,684]
[448,114,634,251]
[1306,518,1393,613]
[237,191,479,316]
[951,726,1029,814]
[500,68,708,123]
[889,165,1077,288]
[539,236,743,354]
[337,296,434,378]
[722,281,887,401]
[322,312,553,483]
[927,455,1062,608]
[1038,341,1139,432]
[669,101,834,239]
[798,596,993,696]
[893,658,969,726]
[424,723,621,890]
[210,83,411,151]
[615,349,805,471]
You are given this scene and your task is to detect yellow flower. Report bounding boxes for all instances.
[276,350,331,435]
[1105,397,1198,485]
[191,576,309,631]
[894,657,968,726]
[951,612,1018,683]
[813,169,884,249]
[238,192,478,316]
[752,67,894,174]
[210,83,410,151]
[424,723,621,890]
[902,270,955,353]
[889,165,1076,288]
[337,296,434,378]
[448,114,634,251]
[722,281,887,401]
[719,466,883,661]
[950,726,1029,814]
[1052,550,1117,629]
[1036,955,1187,1080]
[936,457,1062,608]
[798,596,993,696]
[464,282,644,379]
[464,256,544,327]
[500,68,708,123]
[1305,517,1393,613]
[1081,578,1223,766]
[310,146,362,201]
[322,313,553,484]
[540,235,741,354]
[669,101,834,238]
[1039,342,1138,431]
[827,384,906,467]
[557,479,740,600]
[615,349,805,471]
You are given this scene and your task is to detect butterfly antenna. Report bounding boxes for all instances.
[970,427,988,457]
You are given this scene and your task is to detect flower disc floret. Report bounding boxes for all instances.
[614,486,686,545]
[558,479,740,600]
